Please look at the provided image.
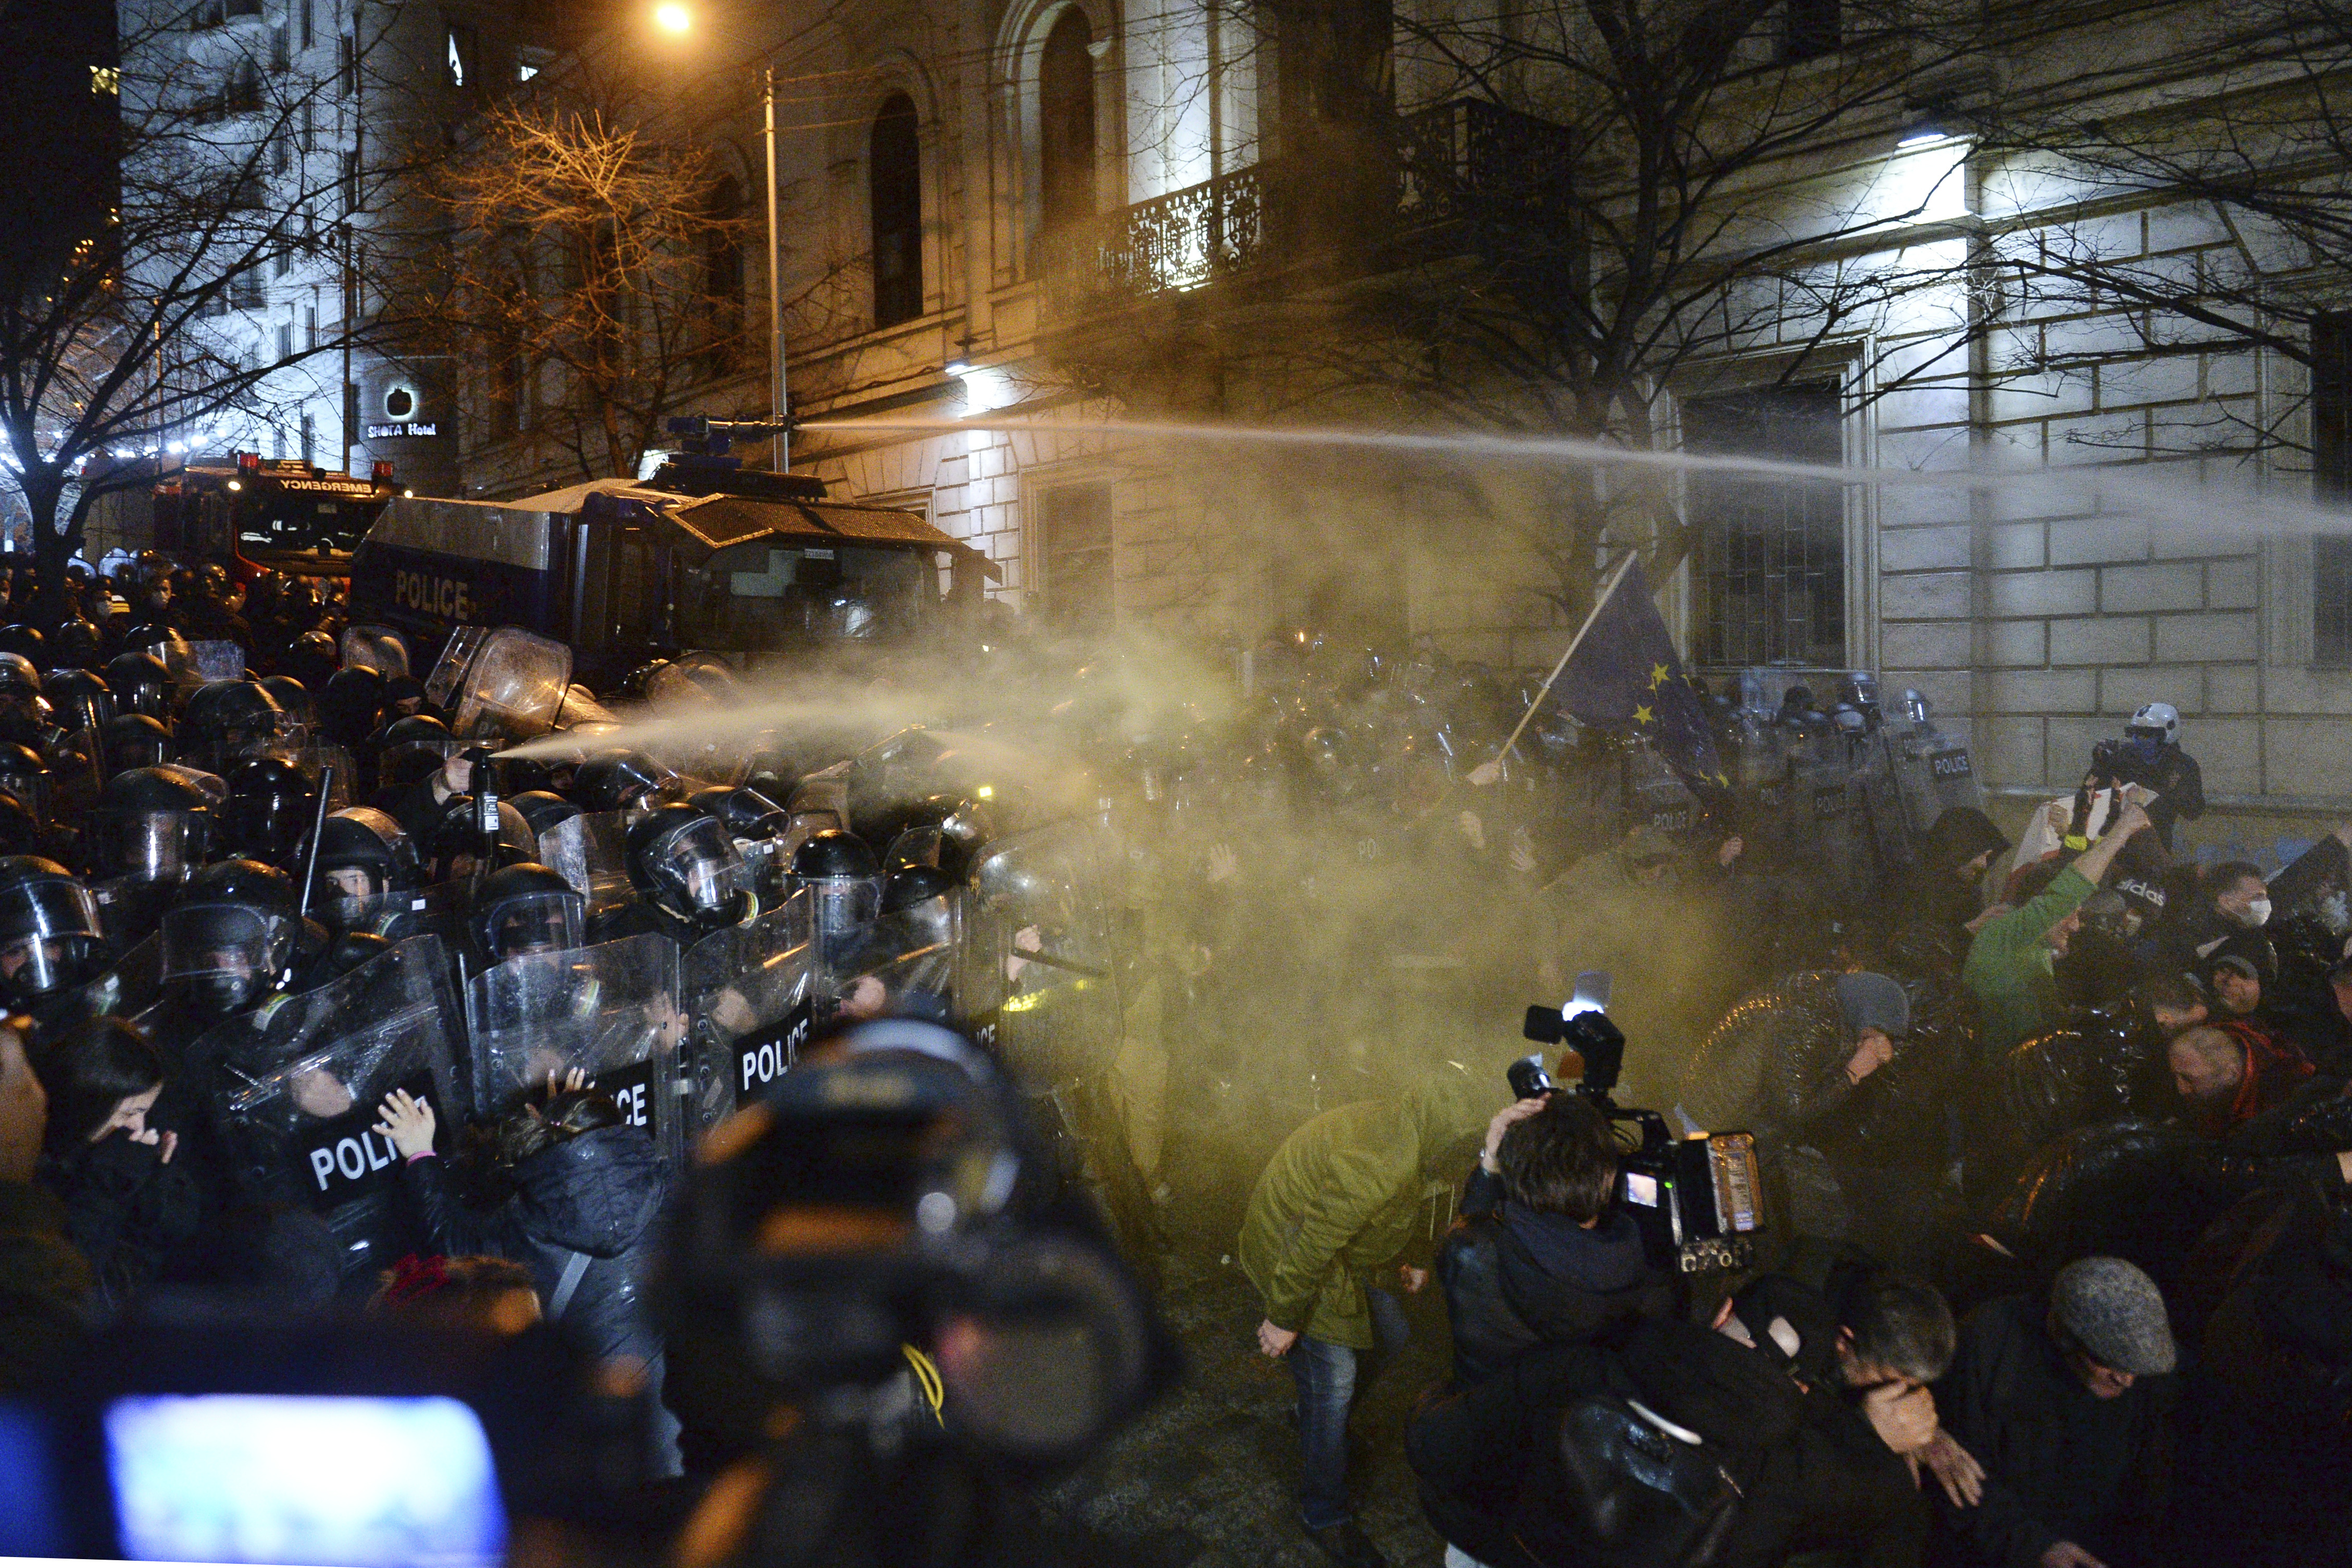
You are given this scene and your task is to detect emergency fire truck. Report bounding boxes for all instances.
[153,452,398,584]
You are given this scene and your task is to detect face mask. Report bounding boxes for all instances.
[2125,737,2163,766]
[2242,897,2273,929]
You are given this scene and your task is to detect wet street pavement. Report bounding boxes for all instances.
[1038,1186,1453,1568]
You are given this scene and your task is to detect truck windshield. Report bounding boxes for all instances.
[675,540,936,650]
[238,492,377,559]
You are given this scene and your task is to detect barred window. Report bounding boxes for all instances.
[1037,481,1112,634]
[1683,383,1846,668]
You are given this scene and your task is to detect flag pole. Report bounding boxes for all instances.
[1468,552,1643,788]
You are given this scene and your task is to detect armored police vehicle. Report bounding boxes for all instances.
[348,451,997,688]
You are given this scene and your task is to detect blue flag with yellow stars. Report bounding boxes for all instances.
[1554,557,1731,804]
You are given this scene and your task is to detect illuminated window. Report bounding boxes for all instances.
[1685,384,1847,667]
[445,26,472,87]
[89,66,119,95]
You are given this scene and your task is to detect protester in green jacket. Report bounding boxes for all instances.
[1963,800,2153,1054]
[1238,1062,1498,1565]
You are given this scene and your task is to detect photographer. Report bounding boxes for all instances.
[2085,704,2203,852]
[1239,1062,1498,1567]
[1437,1090,1668,1386]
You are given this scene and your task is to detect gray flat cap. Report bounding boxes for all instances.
[2051,1257,2176,1376]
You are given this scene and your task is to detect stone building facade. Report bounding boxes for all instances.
[455,0,2352,848]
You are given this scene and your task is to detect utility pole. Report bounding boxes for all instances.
[765,66,786,473]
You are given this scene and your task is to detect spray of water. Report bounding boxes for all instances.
[800,412,2352,541]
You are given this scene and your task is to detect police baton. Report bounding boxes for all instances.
[285,764,335,987]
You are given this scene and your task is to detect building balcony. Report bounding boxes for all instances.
[1036,97,1575,319]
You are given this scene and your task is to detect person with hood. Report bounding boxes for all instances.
[1437,1089,1668,1386]
[1932,1258,2177,1568]
[28,1015,200,1310]
[375,1072,680,1474]
[1964,800,2154,1055]
[1886,806,2012,967]
[1239,1061,1498,1567]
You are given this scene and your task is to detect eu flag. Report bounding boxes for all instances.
[1554,558,1730,803]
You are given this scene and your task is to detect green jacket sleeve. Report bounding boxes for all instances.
[1257,1119,1420,1333]
[1974,867,2095,966]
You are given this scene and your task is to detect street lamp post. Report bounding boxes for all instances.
[659,5,786,472]
[764,66,785,473]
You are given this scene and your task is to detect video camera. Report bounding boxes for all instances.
[1520,972,1765,1276]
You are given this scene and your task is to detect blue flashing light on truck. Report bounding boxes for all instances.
[347,448,998,688]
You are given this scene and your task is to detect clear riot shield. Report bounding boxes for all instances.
[465,932,684,1161]
[212,937,465,1290]
[56,933,167,1034]
[341,624,411,680]
[161,638,248,695]
[681,895,815,1136]
[426,626,573,743]
[962,823,1122,1093]
[540,810,635,922]
[1881,721,1984,851]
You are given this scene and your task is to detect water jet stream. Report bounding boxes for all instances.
[798,412,2352,540]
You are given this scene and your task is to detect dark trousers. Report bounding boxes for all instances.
[1290,1286,1411,1530]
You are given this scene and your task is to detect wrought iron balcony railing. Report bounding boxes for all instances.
[1037,98,1575,317]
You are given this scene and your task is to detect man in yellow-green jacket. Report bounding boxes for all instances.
[1962,799,2154,1054]
[1238,1062,1498,1567]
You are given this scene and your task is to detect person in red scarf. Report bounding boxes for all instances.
[2166,1021,2316,1135]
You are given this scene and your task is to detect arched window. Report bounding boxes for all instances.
[869,94,922,328]
[1037,9,1096,231]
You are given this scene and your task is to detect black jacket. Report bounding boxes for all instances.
[38,1131,201,1311]
[0,1181,91,1393]
[1438,1166,1667,1385]
[1931,1294,2169,1568]
[1407,1317,1923,1568]
[398,1125,671,1368]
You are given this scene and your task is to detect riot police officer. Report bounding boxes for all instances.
[102,713,173,777]
[597,803,756,945]
[2089,701,2205,851]
[307,807,422,937]
[219,758,319,870]
[0,854,110,1033]
[84,765,216,950]
[0,653,49,750]
[789,828,883,960]
[470,862,587,969]
[155,858,299,1026]
[574,750,669,818]
[104,650,173,721]
[180,681,297,775]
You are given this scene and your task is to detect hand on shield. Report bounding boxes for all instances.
[544,1066,589,1103]
[373,1088,437,1159]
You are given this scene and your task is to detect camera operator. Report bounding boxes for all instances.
[1239,1062,1498,1567]
[2084,704,2203,852]
[1437,1090,1668,1386]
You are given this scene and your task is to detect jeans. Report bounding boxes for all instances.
[1290,1286,1411,1530]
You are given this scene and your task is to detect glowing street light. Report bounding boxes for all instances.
[653,3,691,34]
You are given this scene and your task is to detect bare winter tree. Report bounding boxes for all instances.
[1040,0,2098,622]
[1973,0,2352,468]
[399,71,761,486]
[0,3,392,616]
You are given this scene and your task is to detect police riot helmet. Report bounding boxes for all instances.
[576,750,669,815]
[49,619,101,672]
[689,784,791,843]
[470,862,585,964]
[182,680,293,771]
[105,651,173,719]
[101,714,173,777]
[881,862,958,915]
[0,856,103,1000]
[379,712,455,756]
[423,797,536,883]
[0,652,42,708]
[219,757,320,869]
[320,666,385,747]
[258,674,319,732]
[159,857,298,1018]
[510,789,583,839]
[92,766,214,883]
[2126,702,2180,748]
[309,807,420,929]
[44,669,114,735]
[0,742,49,823]
[790,827,882,945]
[625,802,753,929]
[0,625,45,667]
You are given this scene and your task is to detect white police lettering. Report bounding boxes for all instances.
[613,1080,648,1128]
[309,1127,403,1192]
[393,569,475,621]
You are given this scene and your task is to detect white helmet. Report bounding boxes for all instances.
[2127,702,2180,746]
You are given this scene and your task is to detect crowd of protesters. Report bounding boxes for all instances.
[0,554,2344,1568]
